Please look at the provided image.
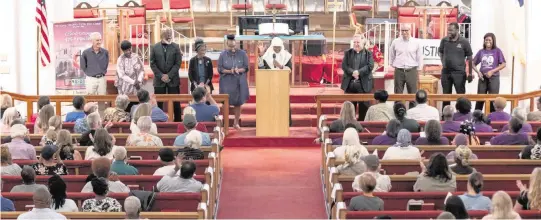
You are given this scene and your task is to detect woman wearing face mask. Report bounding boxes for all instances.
[189,38,213,93]
[116,40,144,95]
[472,33,506,112]
[218,34,250,130]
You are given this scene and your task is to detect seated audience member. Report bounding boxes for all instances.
[2,119,31,144]
[81,157,130,193]
[174,114,212,146]
[414,153,457,192]
[177,106,209,133]
[449,145,476,175]
[444,196,469,220]
[79,112,113,146]
[111,146,139,175]
[371,119,401,145]
[1,145,22,175]
[10,166,48,192]
[0,180,15,211]
[130,103,158,135]
[348,173,384,211]
[34,104,55,134]
[382,129,421,160]
[85,128,119,160]
[190,86,219,122]
[501,107,533,133]
[394,102,420,132]
[515,167,541,211]
[124,196,142,219]
[130,89,168,122]
[126,116,163,147]
[82,177,123,212]
[56,129,82,160]
[365,90,394,122]
[527,96,541,121]
[17,188,67,219]
[415,119,450,145]
[30,96,51,123]
[48,175,78,212]
[442,106,461,133]
[353,155,391,192]
[483,191,521,220]
[490,117,531,145]
[472,110,493,132]
[488,97,511,122]
[0,94,13,118]
[446,134,479,160]
[103,95,131,122]
[337,146,367,176]
[74,102,98,134]
[520,127,541,159]
[453,97,473,122]
[407,90,440,121]
[437,212,456,220]
[459,172,491,211]
[330,101,363,133]
[157,158,203,193]
[40,116,62,146]
[1,107,20,133]
[7,124,37,160]
[32,145,68,175]
[65,96,86,122]
[331,123,358,145]
[460,121,481,145]
[177,129,205,160]
[333,127,369,161]
[154,148,179,176]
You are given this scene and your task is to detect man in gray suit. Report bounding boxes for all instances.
[150,28,182,122]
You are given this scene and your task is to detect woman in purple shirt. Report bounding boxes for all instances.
[453,97,472,122]
[472,110,493,133]
[371,119,401,145]
[500,107,533,133]
[442,106,461,132]
[415,119,450,145]
[487,97,511,122]
[490,117,531,145]
[472,33,506,112]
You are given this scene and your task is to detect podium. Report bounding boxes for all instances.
[255,69,290,136]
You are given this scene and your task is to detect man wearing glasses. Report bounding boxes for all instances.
[389,24,423,100]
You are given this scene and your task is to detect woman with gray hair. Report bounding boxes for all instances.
[442,105,461,132]
[111,146,139,175]
[6,124,37,160]
[189,38,214,92]
[130,103,158,135]
[126,116,163,147]
[501,107,533,133]
[382,129,421,160]
[103,95,131,122]
[124,196,142,219]
[415,119,450,145]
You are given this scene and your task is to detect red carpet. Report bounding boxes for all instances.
[216,147,327,219]
[223,127,320,147]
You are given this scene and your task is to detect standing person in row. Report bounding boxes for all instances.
[150,28,182,122]
[218,34,249,130]
[389,24,422,101]
[116,40,144,96]
[188,38,214,93]
[473,33,506,112]
[81,32,109,96]
[439,22,473,109]
[341,34,374,121]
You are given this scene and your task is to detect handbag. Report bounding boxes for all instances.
[348,79,363,93]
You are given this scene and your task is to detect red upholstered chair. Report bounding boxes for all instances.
[229,0,254,27]
[141,0,168,23]
[429,8,458,39]
[349,12,364,34]
[165,0,197,38]
[397,6,421,38]
[264,0,288,15]
[350,0,375,17]
[73,2,98,19]
[117,1,151,62]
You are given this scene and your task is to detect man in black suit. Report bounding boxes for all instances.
[150,28,182,122]
[341,34,374,121]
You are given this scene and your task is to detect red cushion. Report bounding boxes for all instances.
[171,17,194,23]
[73,9,97,19]
[142,0,164,10]
[265,3,287,9]
[232,3,253,10]
[352,5,372,11]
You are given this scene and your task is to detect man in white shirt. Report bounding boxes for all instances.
[153,148,179,176]
[157,156,202,193]
[389,24,423,95]
[17,188,66,220]
[407,89,440,121]
[353,155,391,192]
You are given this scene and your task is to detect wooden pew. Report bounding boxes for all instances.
[333,208,541,219]
[1,211,205,219]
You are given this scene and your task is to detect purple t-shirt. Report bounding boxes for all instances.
[487,111,511,122]
[474,122,494,133]
[500,122,533,133]
[474,48,506,76]
[414,136,450,145]
[453,112,472,122]
[489,132,530,145]
[371,135,397,145]
[442,121,461,133]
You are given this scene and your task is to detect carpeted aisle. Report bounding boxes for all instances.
[216,147,327,219]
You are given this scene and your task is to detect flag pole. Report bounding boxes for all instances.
[36,25,41,95]
[511,55,515,94]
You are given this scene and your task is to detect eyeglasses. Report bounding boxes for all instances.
[401,29,410,32]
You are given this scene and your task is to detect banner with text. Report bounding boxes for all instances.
[53,19,103,95]
[421,39,441,65]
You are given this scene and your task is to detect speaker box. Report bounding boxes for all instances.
[304,38,326,56]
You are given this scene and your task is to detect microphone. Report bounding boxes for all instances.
[273,54,276,59]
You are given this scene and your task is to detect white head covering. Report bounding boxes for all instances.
[262,37,292,69]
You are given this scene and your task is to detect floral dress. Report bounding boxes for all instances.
[32,163,68,175]
[126,133,164,147]
[103,107,131,123]
[82,197,122,212]
[116,53,144,95]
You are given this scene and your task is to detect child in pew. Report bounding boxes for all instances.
[459,172,492,211]
[348,172,384,211]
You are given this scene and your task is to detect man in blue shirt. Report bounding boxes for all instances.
[189,87,219,122]
[65,96,86,122]
[174,114,211,146]
[1,180,15,211]
[131,89,169,122]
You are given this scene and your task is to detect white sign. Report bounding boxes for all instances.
[421,39,441,65]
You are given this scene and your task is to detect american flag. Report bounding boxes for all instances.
[36,0,50,67]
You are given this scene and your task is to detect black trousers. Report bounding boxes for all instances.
[345,88,370,121]
[395,67,418,109]
[475,75,500,112]
[154,86,182,122]
[441,70,466,108]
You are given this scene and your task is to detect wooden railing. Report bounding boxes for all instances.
[315,90,541,122]
[1,91,230,135]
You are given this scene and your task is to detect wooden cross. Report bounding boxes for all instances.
[326,0,343,14]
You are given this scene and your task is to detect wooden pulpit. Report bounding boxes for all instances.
[255,69,290,136]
